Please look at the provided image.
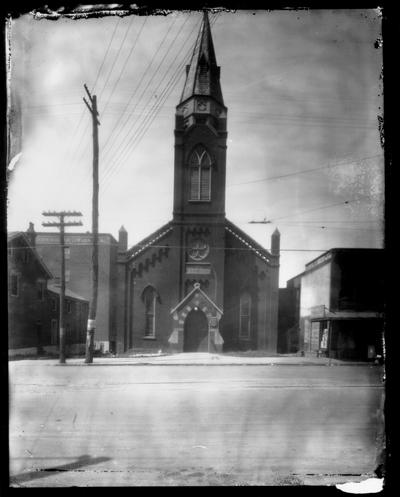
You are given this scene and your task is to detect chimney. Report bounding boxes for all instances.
[26,222,37,247]
[271,228,280,256]
[118,225,128,252]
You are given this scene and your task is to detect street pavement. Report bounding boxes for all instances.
[10,351,378,366]
[9,357,384,487]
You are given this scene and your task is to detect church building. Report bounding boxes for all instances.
[115,13,280,354]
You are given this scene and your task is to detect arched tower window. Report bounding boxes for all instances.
[142,286,158,338]
[189,146,212,201]
[239,292,251,339]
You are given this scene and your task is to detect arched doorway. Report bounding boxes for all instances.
[183,308,209,352]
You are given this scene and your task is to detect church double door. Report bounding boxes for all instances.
[183,309,209,352]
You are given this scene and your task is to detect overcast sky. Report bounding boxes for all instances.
[7,9,383,286]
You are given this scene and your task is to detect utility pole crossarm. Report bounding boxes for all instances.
[83,84,101,124]
[83,83,94,103]
[83,97,94,115]
[43,211,83,217]
[42,222,83,227]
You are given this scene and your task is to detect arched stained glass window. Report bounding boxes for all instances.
[189,146,212,201]
[239,292,251,339]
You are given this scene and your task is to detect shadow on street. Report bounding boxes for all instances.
[10,455,110,485]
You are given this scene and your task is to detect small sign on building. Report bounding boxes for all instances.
[320,328,328,350]
[186,263,211,275]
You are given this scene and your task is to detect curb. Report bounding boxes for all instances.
[50,361,379,367]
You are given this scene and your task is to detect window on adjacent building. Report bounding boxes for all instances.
[51,298,57,311]
[239,292,251,339]
[66,300,72,314]
[10,273,19,297]
[142,286,157,338]
[189,146,212,201]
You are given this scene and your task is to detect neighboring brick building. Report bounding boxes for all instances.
[277,274,302,353]
[8,226,89,356]
[35,231,118,353]
[8,229,52,354]
[115,13,280,354]
[291,248,384,360]
[47,285,89,355]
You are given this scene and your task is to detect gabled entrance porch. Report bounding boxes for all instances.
[169,283,224,353]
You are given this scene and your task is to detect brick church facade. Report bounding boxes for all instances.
[114,13,280,354]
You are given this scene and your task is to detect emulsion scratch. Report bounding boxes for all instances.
[73,413,77,424]
[336,477,383,493]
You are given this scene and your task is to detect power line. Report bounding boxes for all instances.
[65,17,122,171]
[9,242,383,253]
[92,18,122,92]
[231,117,377,130]
[99,14,195,187]
[98,14,180,164]
[101,13,212,193]
[70,16,136,171]
[98,17,148,121]
[79,15,149,185]
[227,154,382,187]
[252,195,374,224]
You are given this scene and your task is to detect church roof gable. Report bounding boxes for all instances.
[225,219,276,264]
[126,221,173,261]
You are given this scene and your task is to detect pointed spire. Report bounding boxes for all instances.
[180,10,224,105]
[118,225,128,252]
[271,228,280,255]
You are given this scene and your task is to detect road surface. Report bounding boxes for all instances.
[9,361,384,486]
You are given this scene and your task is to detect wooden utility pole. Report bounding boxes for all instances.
[83,83,100,364]
[42,211,83,364]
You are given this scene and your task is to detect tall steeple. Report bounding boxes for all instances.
[173,10,228,223]
[180,11,224,106]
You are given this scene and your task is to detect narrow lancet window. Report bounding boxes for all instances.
[142,286,157,338]
[239,292,251,339]
[189,146,212,201]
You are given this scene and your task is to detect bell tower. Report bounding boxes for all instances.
[173,11,228,223]
[172,11,228,305]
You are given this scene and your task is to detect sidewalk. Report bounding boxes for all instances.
[11,352,378,366]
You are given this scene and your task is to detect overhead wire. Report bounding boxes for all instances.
[98,14,180,163]
[80,15,149,184]
[261,195,375,223]
[70,15,137,171]
[227,154,382,187]
[58,16,122,178]
[66,17,122,164]
[101,13,214,193]
[12,242,381,254]
[99,13,198,189]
